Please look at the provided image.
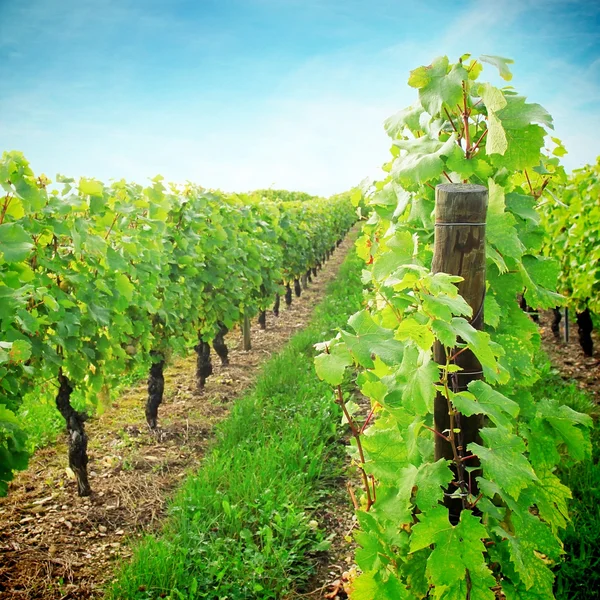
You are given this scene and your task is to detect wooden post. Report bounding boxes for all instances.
[242,314,251,351]
[432,184,487,513]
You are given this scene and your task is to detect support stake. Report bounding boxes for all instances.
[432,183,488,521]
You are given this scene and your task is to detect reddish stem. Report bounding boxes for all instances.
[360,405,377,434]
[470,128,488,155]
[424,424,450,442]
[337,385,374,510]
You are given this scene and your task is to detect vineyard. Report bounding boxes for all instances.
[1,52,599,600]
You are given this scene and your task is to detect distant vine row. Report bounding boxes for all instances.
[0,152,356,496]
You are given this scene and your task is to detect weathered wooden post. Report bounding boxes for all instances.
[242,314,252,351]
[432,183,487,518]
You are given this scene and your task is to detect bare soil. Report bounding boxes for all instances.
[538,309,600,400]
[0,234,355,600]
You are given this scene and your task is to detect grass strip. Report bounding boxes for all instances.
[109,248,364,600]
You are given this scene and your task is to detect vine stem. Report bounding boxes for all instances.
[443,353,469,509]
[524,169,534,196]
[444,107,460,136]
[360,404,378,434]
[449,347,468,362]
[470,128,488,155]
[104,213,119,240]
[0,194,12,225]
[336,384,374,510]
[424,424,450,442]
[462,82,471,157]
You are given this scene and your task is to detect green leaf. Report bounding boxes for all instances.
[411,506,496,599]
[341,310,404,368]
[362,425,408,483]
[8,339,32,363]
[480,55,514,81]
[350,570,409,600]
[487,212,525,259]
[414,459,453,512]
[503,580,554,600]
[372,230,415,281]
[454,380,520,430]
[79,178,104,196]
[470,426,537,500]
[490,124,546,172]
[520,469,571,533]
[395,317,434,351]
[410,504,452,553]
[484,292,501,328]
[520,255,563,310]
[0,223,33,262]
[314,344,352,386]
[384,346,439,416]
[115,273,134,302]
[450,317,500,372]
[392,134,458,186]
[373,475,416,525]
[432,319,457,348]
[408,56,468,116]
[496,96,553,131]
[538,399,592,461]
[496,506,560,593]
[422,292,472,322]
[384,103,424,138]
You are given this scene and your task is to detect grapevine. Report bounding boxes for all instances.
[315,54,592,599]
[0,153,356,496]
[541,158,600,355]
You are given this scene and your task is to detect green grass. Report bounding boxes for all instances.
[531,359,600,600]
[108,248,364,600]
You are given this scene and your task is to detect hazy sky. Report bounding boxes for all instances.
[1,0,599,195]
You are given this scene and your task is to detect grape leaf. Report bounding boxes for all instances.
[314,343,352,386]
[470,426,537,500]
[408,56,468,116]
[480,55,514,81]
[0,223,33,262]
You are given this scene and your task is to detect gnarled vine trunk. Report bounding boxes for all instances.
[273,293,280,316]
[577,308,594,356]
[258,310,266,330]
[294,278,301,298]
[195,338,213,389]
[213,322,229,365]
[551,307,562,339]
[55,370,91,496]
[146,353,165,429]
[285,283,292,306]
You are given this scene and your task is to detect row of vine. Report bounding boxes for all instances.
[540,157,600,355]
[0,151,356,496]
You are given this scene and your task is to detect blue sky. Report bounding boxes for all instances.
[1,0,599,195]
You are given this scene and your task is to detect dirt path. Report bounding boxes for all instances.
[0,234,357,600]
[538,309,600,401]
